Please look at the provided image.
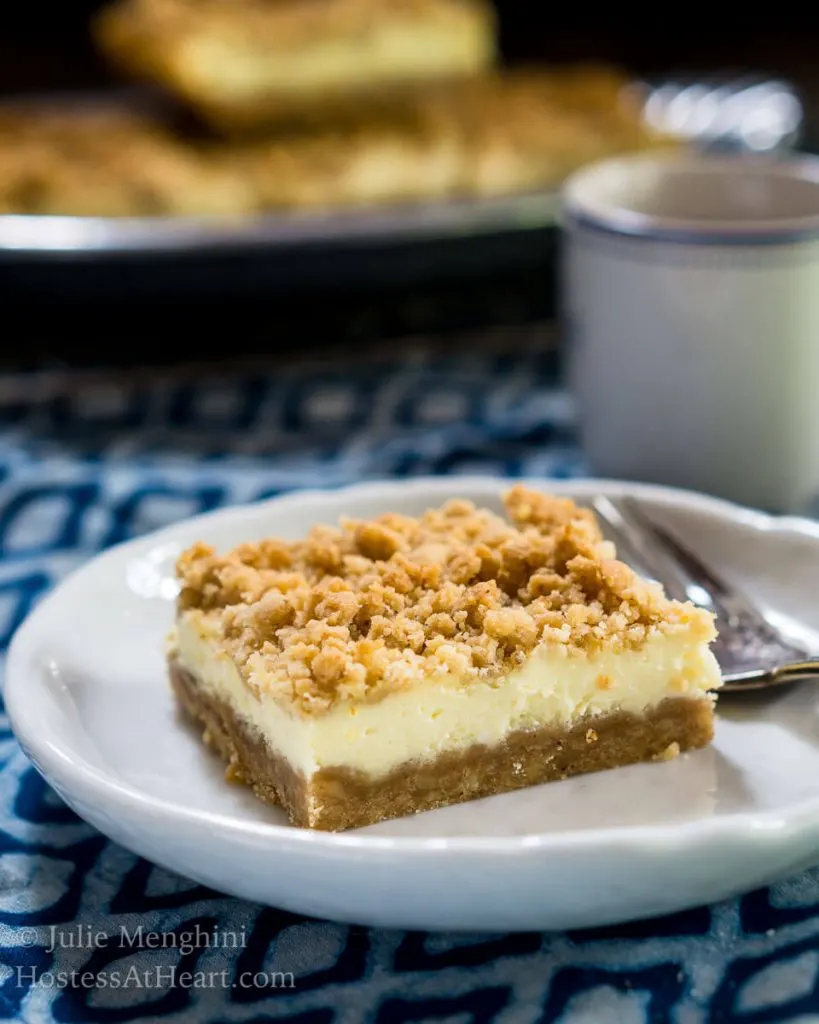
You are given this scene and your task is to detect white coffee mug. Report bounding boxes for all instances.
[561,152,819,513]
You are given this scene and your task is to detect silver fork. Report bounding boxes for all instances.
[590,496,819,692]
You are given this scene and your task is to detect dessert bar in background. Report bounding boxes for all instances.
[168,487,722,831]
[94,0,498,132]
[0,68,663,216]
[238,66,661,210]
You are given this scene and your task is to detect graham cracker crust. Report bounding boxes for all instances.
[169,659,715,832]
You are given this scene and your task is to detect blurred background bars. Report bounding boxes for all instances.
[0,4,817,363]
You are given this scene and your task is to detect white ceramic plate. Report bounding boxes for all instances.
[7,477,819,932]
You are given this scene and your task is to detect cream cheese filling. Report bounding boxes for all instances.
[179,22,494,101]
[174,611,721,780]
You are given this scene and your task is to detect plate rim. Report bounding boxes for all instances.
[7,474,819,856]
[0,192,559,258]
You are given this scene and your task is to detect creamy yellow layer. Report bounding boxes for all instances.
[178,20,494,103]
[173,611,721,779]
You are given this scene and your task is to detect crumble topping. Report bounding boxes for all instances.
[175,486,715,713]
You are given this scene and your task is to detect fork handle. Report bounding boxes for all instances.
[723,658,819,691]
[777,658,819,682]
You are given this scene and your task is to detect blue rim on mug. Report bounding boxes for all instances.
[560,152,819,246]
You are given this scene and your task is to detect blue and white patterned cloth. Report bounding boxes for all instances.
[0,326,817,1023]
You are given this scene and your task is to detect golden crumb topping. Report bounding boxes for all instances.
[175,486,715,714]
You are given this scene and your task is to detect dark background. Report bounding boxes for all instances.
[2,3,818,366]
